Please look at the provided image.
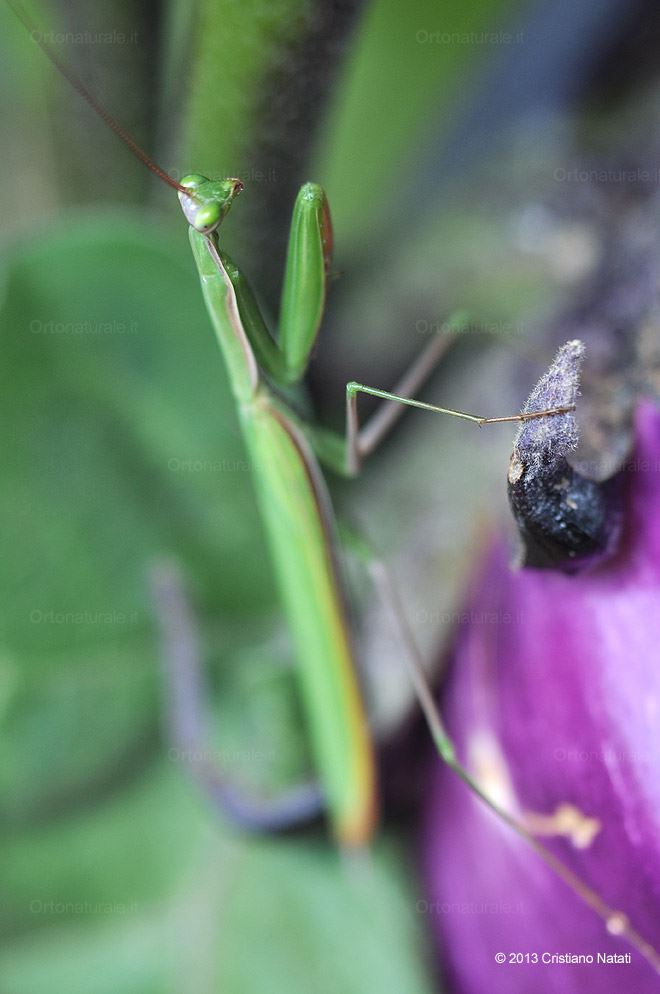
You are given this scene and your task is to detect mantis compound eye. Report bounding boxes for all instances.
[180,174,205,189]
[193,203,222,233]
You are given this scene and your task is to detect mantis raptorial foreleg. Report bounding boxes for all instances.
[181,179,332,388]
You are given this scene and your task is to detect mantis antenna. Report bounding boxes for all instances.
[5,0,192,196]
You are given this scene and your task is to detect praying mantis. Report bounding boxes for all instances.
[161,170,574,846]
[10,0,660,975]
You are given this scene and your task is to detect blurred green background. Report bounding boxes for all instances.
[1,0,653,990]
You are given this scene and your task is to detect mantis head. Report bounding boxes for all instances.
[178,175,244,235]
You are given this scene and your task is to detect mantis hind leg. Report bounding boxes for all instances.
[149,561,323,832]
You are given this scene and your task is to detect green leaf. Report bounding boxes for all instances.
[1,765,435,994]
[0,761,211,938]
[313,0,520,251]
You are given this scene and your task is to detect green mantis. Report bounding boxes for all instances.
[172,173,580,846]
[5,0,578,849]
[176,174,376,845]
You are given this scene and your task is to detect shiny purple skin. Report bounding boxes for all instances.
[423,401,660,993]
